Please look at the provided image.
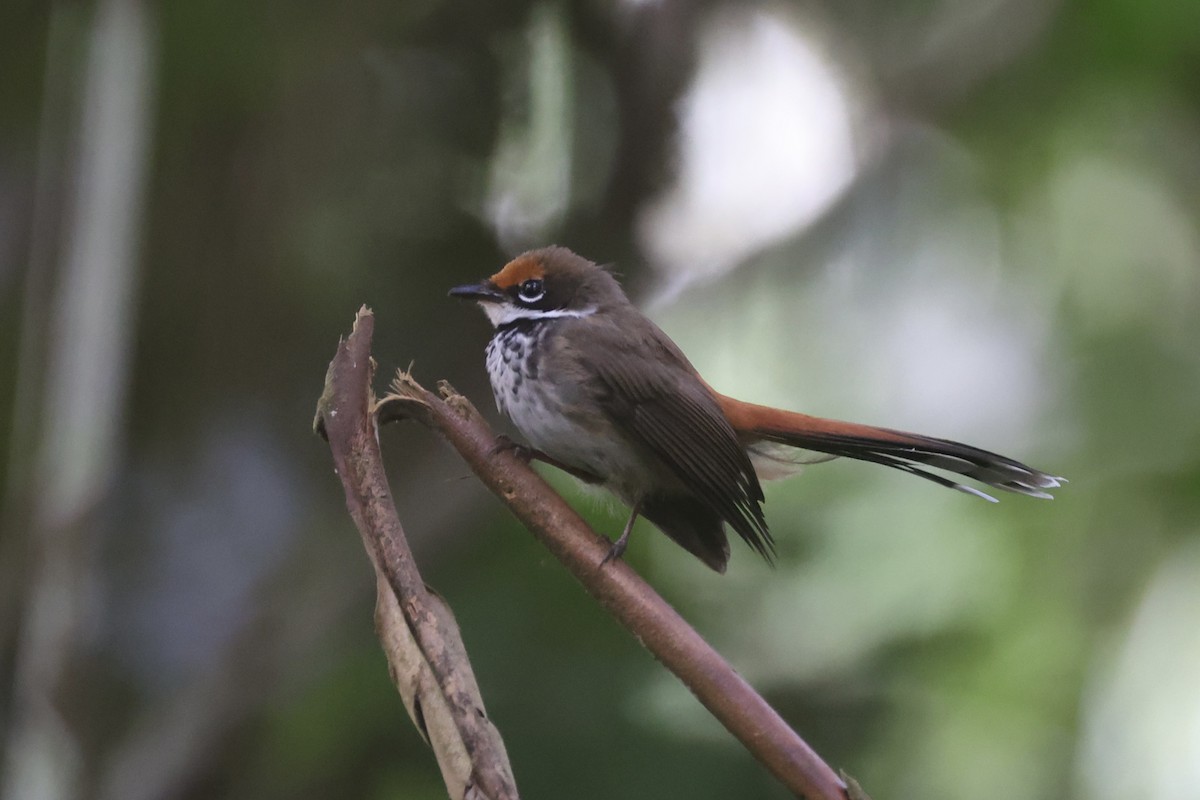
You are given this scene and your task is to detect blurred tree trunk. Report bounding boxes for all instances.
[2,1,156,798]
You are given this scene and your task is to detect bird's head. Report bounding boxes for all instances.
[449,246,626,327]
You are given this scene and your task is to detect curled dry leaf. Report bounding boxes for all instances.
[373,561,514,800]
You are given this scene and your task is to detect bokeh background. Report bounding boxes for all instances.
[3,0,1200,798]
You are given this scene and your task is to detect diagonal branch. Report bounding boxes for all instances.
[315,308,518,800]
[377,348,860,799]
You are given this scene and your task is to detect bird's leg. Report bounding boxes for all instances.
[600,503,641,567]
[490,434,602,484]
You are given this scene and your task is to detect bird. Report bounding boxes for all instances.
[450,246,1062,573]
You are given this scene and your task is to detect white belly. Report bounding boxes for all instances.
[485,327,657,500]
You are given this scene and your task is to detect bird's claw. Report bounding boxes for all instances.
[599,513,635,568]
[490,434,534,462]
[599,539,627,568]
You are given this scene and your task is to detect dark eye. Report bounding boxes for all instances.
[518,278,544,303]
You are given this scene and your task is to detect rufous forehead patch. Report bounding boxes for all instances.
[489,254,544,289]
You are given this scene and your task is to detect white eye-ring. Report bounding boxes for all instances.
[518,278,545,303]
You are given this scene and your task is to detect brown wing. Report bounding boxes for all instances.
[570,317,774,564]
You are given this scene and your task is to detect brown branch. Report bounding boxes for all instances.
[377,364,858,799]
[314,308,518,800]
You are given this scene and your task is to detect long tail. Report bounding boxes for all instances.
[715,394,1063,502]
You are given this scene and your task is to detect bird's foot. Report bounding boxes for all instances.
[491,435,603,485]
[599,505,639,568]
[490,433,535,462]
[599,535,629,567]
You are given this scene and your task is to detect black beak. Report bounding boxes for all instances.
[448,282,504,302]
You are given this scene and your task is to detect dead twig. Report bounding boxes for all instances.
[314,308,517,800]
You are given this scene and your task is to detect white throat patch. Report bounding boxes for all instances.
[480,302,598,328]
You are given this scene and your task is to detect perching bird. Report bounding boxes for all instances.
[451,246,1061,572]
